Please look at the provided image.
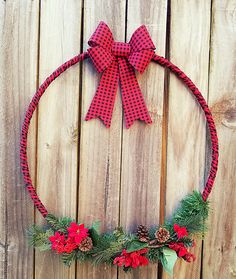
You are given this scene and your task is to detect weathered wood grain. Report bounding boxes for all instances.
[202,1,236,278]
[163,1,211,278]
[35,1,82,278]
[0,4,6,277]
[119,1,168,278]
[77,1,126,278]
[0,0,235,278]
[0,1,39,278]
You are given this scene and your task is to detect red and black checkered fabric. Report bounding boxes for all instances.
[86,21,155,128]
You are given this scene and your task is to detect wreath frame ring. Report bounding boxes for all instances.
[20,52,219,274]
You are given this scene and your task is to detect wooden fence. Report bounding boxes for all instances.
[0,0,235,278]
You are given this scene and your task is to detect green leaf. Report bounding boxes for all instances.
[91,220,101,234]
[89,221,103,247]
[89,228,100,246]
[126,240,148,253]
[160,248,177,276]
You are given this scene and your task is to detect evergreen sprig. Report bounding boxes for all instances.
[170,191,210,236]
[45,214,74,233]
[62,250,77,266]
[91,232,122,265]
[27,191,211,271]
[27,225,53,251]
[147,248,161,263]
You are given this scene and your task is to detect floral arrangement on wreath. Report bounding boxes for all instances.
[20,22,219,276]
[28,191,209,275]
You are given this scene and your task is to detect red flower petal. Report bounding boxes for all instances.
[173,224,180,231]
[173,223,188,239]
[168,242,179,251]
[178,247,187,257]
[67,222,89,244]
[139,255,149,266]
[137,248,148,255]
[113,249,149,269]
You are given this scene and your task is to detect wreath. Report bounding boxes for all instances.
[21,22,219,275]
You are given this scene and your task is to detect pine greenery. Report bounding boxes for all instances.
[147,248,160,263]
[62,251,77,266]
[148,226,158,239]
[91,230,130,265]
[27,225,53,251]
[45,214,74,233]
[169,191,210,236]
[27,191,210,270]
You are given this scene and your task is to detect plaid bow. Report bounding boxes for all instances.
[85,21,155,128]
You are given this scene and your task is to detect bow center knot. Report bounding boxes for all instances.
[112,42,131,58]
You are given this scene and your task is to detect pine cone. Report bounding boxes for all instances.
[155,227,170,243]
[137,225,149,242]
[78,237,93,252]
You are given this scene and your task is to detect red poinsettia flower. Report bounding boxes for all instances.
[64,237,78,253]
[169,242,187,257]
[114,253,129,267]
[173,224,188,239]
[49,232,66,254]
[113,249,149,269]
[67,222,89,244]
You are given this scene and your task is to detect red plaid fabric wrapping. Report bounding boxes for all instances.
[85,21,155,128]
[19,23,219,218]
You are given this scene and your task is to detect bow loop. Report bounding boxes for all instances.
[129,25,156,52]
[88,21,114,50]
[87,46,114,73]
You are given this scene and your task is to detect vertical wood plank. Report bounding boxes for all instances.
[77,2,126,278]
[0,1,39,278]
[163,1,211,278]
[35,1,82,278]
[119,1,168,278]
[0,3,5,275]
[202,1,236,278]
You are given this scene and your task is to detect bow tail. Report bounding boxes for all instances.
[85,61,119,128]
[118,58,152,128]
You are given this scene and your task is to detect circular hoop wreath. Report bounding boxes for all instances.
[21,24,219,275]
